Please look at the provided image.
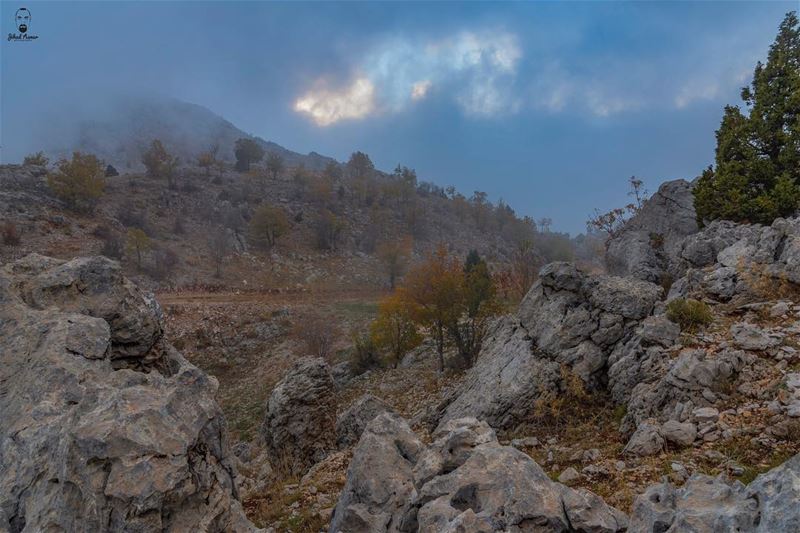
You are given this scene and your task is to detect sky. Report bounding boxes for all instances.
[1,1,796,234]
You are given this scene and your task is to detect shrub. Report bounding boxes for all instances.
[666,298,714,332]
[47,152,105,213]
[2,222,21,246]
[248,205,289,249]
[125,228,150,268]
[23,151,49,166]
[100,233,124,259]
[234,138,264,172]
[350,330,382,374]
[292,313,337,359]
[141,139,179,188]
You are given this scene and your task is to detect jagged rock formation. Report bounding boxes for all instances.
[630,453,800,532]
[606,179,698,283]
[329,414,628,533]
[670,216,800,302]
[0,254,256,532]
[426,262,662,432]
[262,357,337,476]
[335,394,396,449]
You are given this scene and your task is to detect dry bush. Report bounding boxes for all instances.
[2,222,21,246]
[737,258,795,300]
[292,313,338,359]
[666,298,713,332]
[529,366,593,432]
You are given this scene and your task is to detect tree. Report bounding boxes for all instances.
[234,138,265,172]
[371,292,422,368]
[347,151,375,205]
[376,236,413,289]
[23,151,48,166]
[141,140,179,188]
[447,251,500,368]
[197,144,219,177]
[401,245,463,372]
[207,227,230,278]
[47,151,105,213]
[324,160,343,182]
[248,205,289,249]
[265,152,285,180]
[315,209,346,251]
[694,12,800,224]
[125,228,150,268]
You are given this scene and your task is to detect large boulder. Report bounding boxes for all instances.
[606,179,698,283]
[629,453,800,532]
[261,357,337,476]
[427,262,661,432]
[336,394,396,449]
[0,255,256,532]
[330,414,627,533]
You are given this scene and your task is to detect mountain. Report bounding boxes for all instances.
[35,95,336,171]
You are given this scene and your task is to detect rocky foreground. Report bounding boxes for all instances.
[0,254,257,532]
[2,179,800,533]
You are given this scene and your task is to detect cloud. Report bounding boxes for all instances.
[294,78,376,126]
[674,81,720,109]
[295,30,522,125]
[411,80,431,101]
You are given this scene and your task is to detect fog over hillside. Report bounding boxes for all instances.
[7,93,336,172]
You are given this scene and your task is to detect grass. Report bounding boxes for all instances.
[666,298,714,332]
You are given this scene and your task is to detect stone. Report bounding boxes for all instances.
[693,407,720,423]
[426,262,661,432]
[605,179,698,283]
[0,254,257,533]
[558,467,581,484]
[660,420,697,447]
[623,421,664,457]
[630,453,800,533]
[328,413,424,533]
[330,415,627,533]
[731,322,782,351]
[770,301,791,317]
[336,394,395,448]
[262,357,337,476]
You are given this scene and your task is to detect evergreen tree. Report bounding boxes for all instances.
[694,12,800,224]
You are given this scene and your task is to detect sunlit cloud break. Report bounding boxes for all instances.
[294,30,521,126]
[294,78,376,127]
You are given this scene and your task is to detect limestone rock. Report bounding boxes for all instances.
[0,254,256,533]
[731,322,782,351]
[606,179,698,283]
[262,357,337,476]
[660,420,697,447]
[630,453,800,532]
[336,394,396,449]
[427,262,661,433]
[330,415,627,533]
[623,421,665,457]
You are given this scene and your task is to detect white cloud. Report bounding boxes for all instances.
[674,80,720,109]
[295,29,522,125]
[411,80,432,100]
[293,78,376,126]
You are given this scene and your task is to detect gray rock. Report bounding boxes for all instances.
[262,357,337,476]
[731,322,782,351]
[630,453,800,532]
[428,263,661,432]
[558,467,581,484]
[623,421,665,457]
[336,394,396,448]
[660,420,697,447]
[606,179,698,283]
[330,415,627,533]
[329,413,423,533]
[0,255,257,533]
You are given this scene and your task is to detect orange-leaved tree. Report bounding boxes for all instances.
[401,245,463,372]
[371,290,422,368]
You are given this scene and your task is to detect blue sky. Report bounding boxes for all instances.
[1,1,795,234]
